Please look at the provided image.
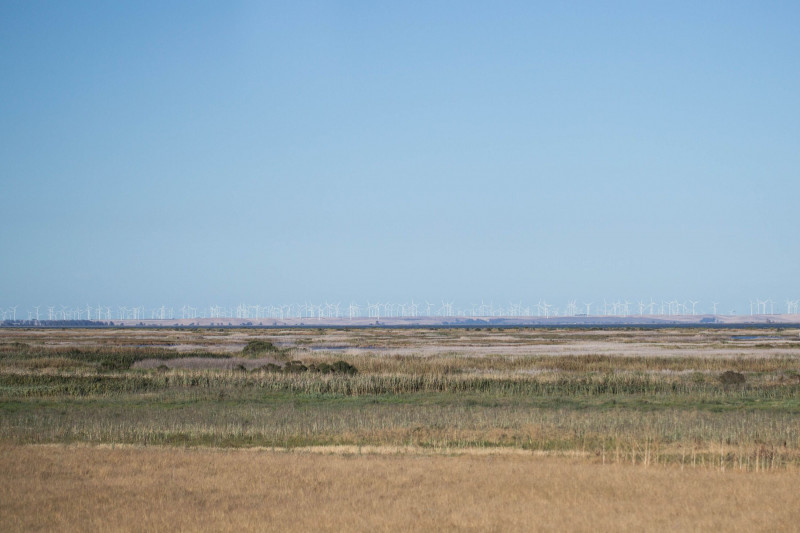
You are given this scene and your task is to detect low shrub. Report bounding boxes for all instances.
[719,371,746,385]
[283,360,308,373]
[308,363,333,374]
[242,340,279,355]
[280,360,358,375]
[331,360,358,375]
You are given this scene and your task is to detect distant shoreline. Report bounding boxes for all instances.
[3,314,800,329]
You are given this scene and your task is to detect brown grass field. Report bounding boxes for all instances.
[2,444,800,532]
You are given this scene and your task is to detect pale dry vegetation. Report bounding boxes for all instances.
[2,444,800,532]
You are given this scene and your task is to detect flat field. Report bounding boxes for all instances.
[2,326,800,531]
[3,444,800,532]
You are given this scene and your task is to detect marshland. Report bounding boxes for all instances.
[3,326,800,531]
[2,326,799,470]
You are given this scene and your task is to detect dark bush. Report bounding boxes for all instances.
[331,360,358,375]
[719,371,746,385]
[309,363,333,374]
[242,340,279,355]
[283,360,308,373]
[306,361,357,375]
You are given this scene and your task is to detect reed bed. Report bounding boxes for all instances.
[2,326,800,470]
[2,368,800,399]
[2,390,799,470]
[308,351,800,375]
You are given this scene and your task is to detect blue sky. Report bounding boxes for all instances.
[1,1,798,313]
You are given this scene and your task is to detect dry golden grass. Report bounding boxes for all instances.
[2,444,799,532]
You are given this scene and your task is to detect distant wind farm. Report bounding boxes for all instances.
[3,297,799,326]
